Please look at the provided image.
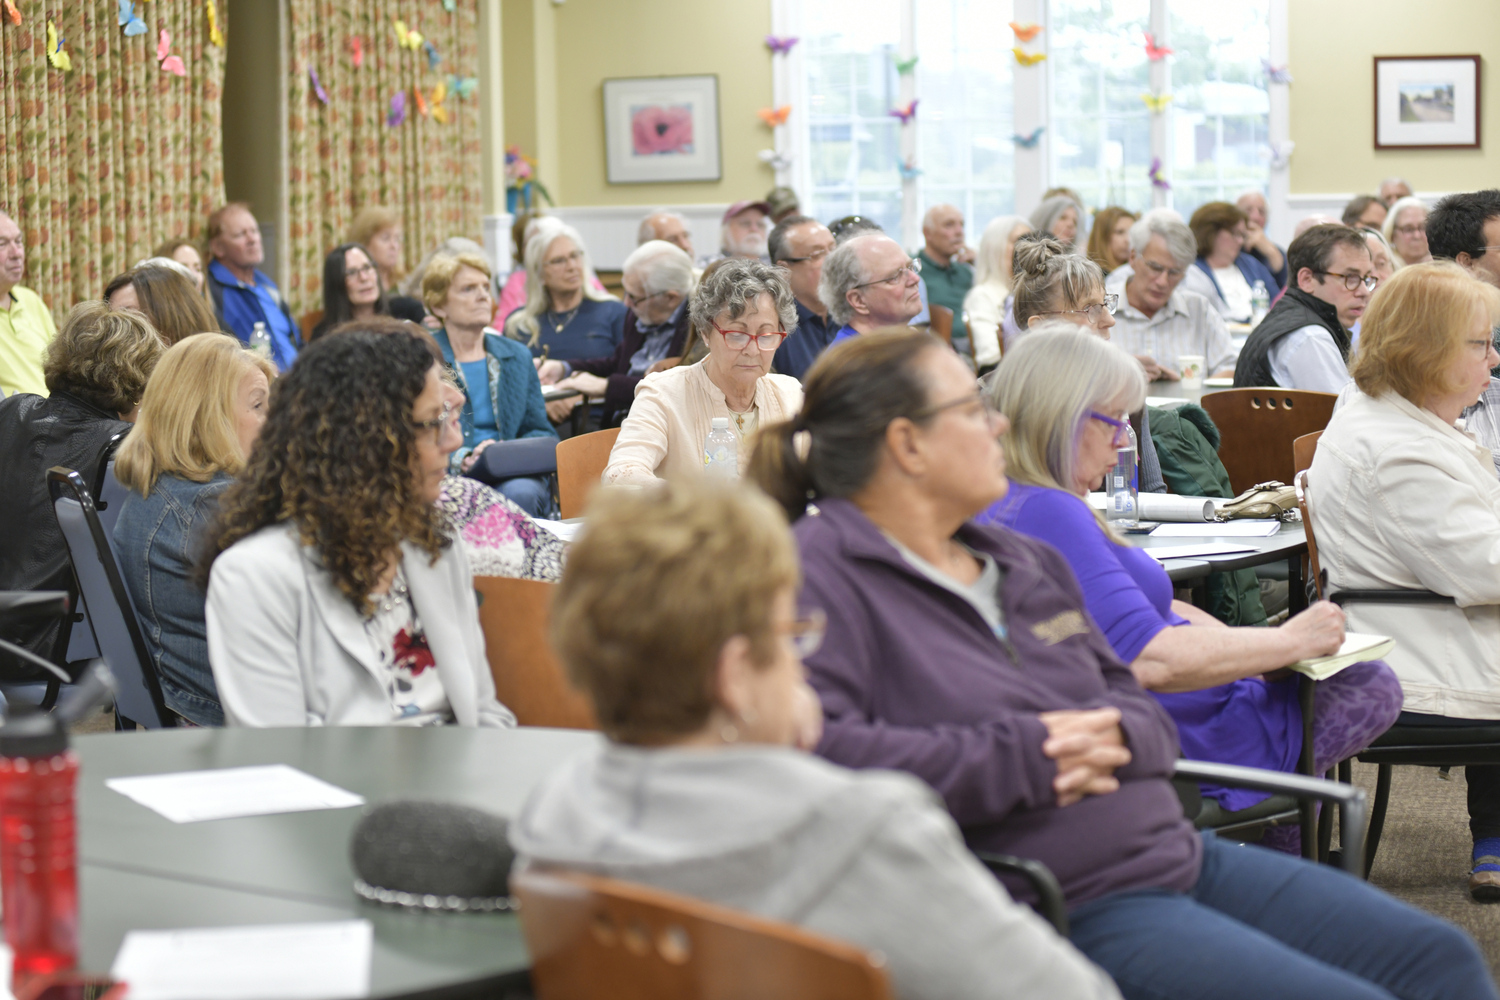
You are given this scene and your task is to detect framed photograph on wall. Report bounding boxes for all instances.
[1374,55,1482,149]
[603,75,721,184]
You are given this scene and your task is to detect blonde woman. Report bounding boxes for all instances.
[348,206,426,324]
[112,335,275,726]
[963,215,1031,369]
[502,221,625,362]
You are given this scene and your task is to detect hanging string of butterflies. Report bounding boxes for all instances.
[20,0,224,76]
[1010,21,1044,66]
[364,6,477,128]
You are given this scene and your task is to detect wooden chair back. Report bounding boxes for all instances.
[472,577,596,729]
[514,869,895,1000]
[1294,469,1324,600]
[927,304,954,345]
[1199,389,1338,495]
[1293,430,1322,476]
[557,428,621,520]
[299,310,324,342]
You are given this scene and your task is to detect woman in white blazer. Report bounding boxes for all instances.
[1310,260,1500,900]
[202,325,515,728]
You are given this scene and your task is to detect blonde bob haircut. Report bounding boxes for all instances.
[1352,260,1500,404]
[988,325,1146,497]
[421,252,493,317]
[550,479,799,745]
[43,301,164,415]
[113,335,277,496]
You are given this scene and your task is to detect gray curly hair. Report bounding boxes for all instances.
[689,258,798,346]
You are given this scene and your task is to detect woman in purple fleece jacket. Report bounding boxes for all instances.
[747,329,1494,1000]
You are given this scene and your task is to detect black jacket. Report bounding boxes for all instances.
[0,391,129,678]
[1233,288,1350,389]
[568,305,693,425]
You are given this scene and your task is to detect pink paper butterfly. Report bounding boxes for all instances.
[157,28,186,76]
[888,100,918,124]
[765,35,799,55]
[1143,32,1172,61]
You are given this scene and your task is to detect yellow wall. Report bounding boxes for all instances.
[507,0,773,207]
[1289,1,1497,192]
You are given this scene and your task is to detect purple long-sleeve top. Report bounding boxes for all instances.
[796,497,1202,910]
[979,483,1302,811]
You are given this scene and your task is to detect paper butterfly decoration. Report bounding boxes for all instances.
[394,19,423,51]
[758,148,793,172]
[897,159,923,180]
[758,105,792,127]
[1009,21,1042,42]
[414,86,429,117]
[1261,58,1293,85]
[423,39,440,71]
[1140,92,1173,113]
[157,28,186,76]
[1263,140,1296,169]
[308,67,328,105]
[764,35,798,54]
[350,36,364,68]
[46,20,70,72]
[1148,157,1171,190]
[894,55,918,75]
[1013,126,1045,149]
[1143,32,1172,61]
[3,0,20,27]
[207,0,224,47]
[449,75,477,99]
[1012,48,1046,67]
[431,81,450,124]
[387,91,407,127]
[119,0,147,37]
[443,0,456,11]
[888,100,918,124]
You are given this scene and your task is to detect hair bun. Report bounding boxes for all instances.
[1012,232,1067,278]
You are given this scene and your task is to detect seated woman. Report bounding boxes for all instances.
[603,258,802,485]
[1312,261,1500,901]
[0,303,163,677]
[962,215,1030,370]
[112,335,276,726]
[201,328,516,728]
[311,242,394,341]
[978,329,1400,847]
[1085,207,1136,276]
[1382,196,1432,268]
[347,205,426,324]
[152,238,206,291]
[105,264,223,345]
[1028,194,1083,252]
[747,329,1496,1000]
[422,251,557,517]
[503,221,626,363]
[1181,202,1281,322]
[510,479,1122,1000]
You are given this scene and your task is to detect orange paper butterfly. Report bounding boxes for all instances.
[758,105,792,127]
[414,86,429,117]
[1009,21,1042,42]
[2,0,20,26]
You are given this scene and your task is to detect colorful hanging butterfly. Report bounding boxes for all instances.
[394,19,423,51]
[119,0,147,37]
[350,36,364,68]
[758,148,792,171]
[1264,139,1295,169]
[2,0,20,27]
[157,28,186,76]
[1140,92,1173,113]
[423,39,440,71]
[387,91,407,127]
[897,159,923,181]
[414,86,429,117]
[1012,48,1046,67]
[1143,32,1172,61]
[1009,21,1042,43]
[894,55,918,75]
[1148,156,1171,190]
[758,105,792,127]
[1012,126,1045,149]
[888,100,918,124]
[206,0,224,47]
[46,20,70,71]
[1261,58,1293,85]
[431,81,450,124]
[309,67,328,105]
[448,75,477,99]
[764,35,798,55]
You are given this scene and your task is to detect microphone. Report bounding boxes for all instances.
[349,801,517,913]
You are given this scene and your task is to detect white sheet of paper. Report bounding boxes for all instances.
[111,921,372,1000]
[1151,520,1282,538]
[105,764,364,824]
[1145,396,1188,408]
[1144,542,1258,561]
[532,517,582,542]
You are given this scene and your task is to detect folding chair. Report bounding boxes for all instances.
[557,427,621,519]
[473,576,596,729]
[1199,389,1338,495]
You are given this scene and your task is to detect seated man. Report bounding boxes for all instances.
[0,210,57,398]
[820,233,923,344]
[1427,189,1500,289]
[1234,190,1287,290]
[205,202,300,372]
[1342,195,1388,231]
[1106,210,1238,382]
[637,211,696,260]
[918,204,976,350]
[704,200,771,265]
[1380,176,1413,207]
[538,240,694,428]
[1234,225,1373,392]
[769,215,837,380]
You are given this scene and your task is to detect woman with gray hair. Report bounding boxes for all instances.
[1383,195,1432,268]
[503,221,625,363]
[1029,195,1085,252]
[603,258,802,484]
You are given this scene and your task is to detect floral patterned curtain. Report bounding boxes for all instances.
[0,0,227,313]
[285,0,482,318]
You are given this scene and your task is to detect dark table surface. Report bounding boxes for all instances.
[1124,519,1307,581]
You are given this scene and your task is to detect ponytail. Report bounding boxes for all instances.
[748,418,816,522]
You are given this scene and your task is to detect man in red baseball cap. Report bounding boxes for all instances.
[711,200,772,264]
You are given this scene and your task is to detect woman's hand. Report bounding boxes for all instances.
[1280,601,1346,660]
[1038,707,1131,806]
[535,359,568,385]
[562,373,609,397]
[459,438,496,473]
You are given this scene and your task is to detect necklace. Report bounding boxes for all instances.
[733,412,745,432]
[368,567,410,619]
[549,304,582,334]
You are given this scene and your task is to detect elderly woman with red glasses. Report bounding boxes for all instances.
[603,258,803,484]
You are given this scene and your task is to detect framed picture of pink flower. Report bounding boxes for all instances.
[604,75,721,183]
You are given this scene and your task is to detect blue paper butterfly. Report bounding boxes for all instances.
[119,0,147,36]
[1013,127,1045,149]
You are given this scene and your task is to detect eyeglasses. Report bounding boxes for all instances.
[911,392,1004,425]
[1140,259,1187,280]
[1394,224,1426,236]
[854,258,922,290]
[622,288,671,309]
[779,608,827,658]
[1466,338,1497,356]
[1040,293,1118,325]
[711,320,787,352]
[1089,410,1131,446]
[1314,271,1378,292]
[412,402,455,444]
[346,263,378,280]
[781,247,832,265]
[544,249,585,269]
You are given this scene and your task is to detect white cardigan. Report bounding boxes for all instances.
[1311,389,1500,719]
[206,523,517,728]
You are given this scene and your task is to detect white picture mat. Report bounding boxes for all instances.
[1376,58,1479,147]
[603,75,721,184]
[111,921,372,1000]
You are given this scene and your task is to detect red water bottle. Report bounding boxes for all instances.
[0,715,78,986]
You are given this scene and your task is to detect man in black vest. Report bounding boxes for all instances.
[1234,225,1375,391]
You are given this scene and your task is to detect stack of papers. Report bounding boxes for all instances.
[1151,520,1281,538]
[105,765,364,824]
[1143,542,1257,561]
[112,921,372,1000]
[1290,633,1397,681]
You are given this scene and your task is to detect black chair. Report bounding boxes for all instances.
[47,467,175,729]
[56,431,128,673]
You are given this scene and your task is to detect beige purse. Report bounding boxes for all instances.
[1216,481,1299,521]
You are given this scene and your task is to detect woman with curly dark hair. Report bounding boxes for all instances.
[199,329,517,728]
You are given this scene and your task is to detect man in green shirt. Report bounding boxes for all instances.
[916,203,975,351]
[0,211,57,397]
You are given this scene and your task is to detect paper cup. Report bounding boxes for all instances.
[1178,354,1205,391]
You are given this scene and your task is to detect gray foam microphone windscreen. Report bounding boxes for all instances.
[349,800,517,912]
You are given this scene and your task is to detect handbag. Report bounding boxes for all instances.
[1216,481,1299,521]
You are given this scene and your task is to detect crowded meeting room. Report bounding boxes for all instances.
[6,0,1500,996]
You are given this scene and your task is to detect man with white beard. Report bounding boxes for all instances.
[705,200,771,265]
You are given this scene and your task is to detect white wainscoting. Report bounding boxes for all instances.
[1271,192,1452,246]
[482,204,731,274]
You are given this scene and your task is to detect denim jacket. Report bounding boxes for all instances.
[432,328,556,470]
[112,473,232,726]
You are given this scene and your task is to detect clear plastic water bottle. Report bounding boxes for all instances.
[248,321,273,358]
[1250,280,1270,325]
[703,417,738,480]
[1106,421,1139,526]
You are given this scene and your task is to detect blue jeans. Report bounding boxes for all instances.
[1069,833,1495,1000]
[495,475,553,519]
